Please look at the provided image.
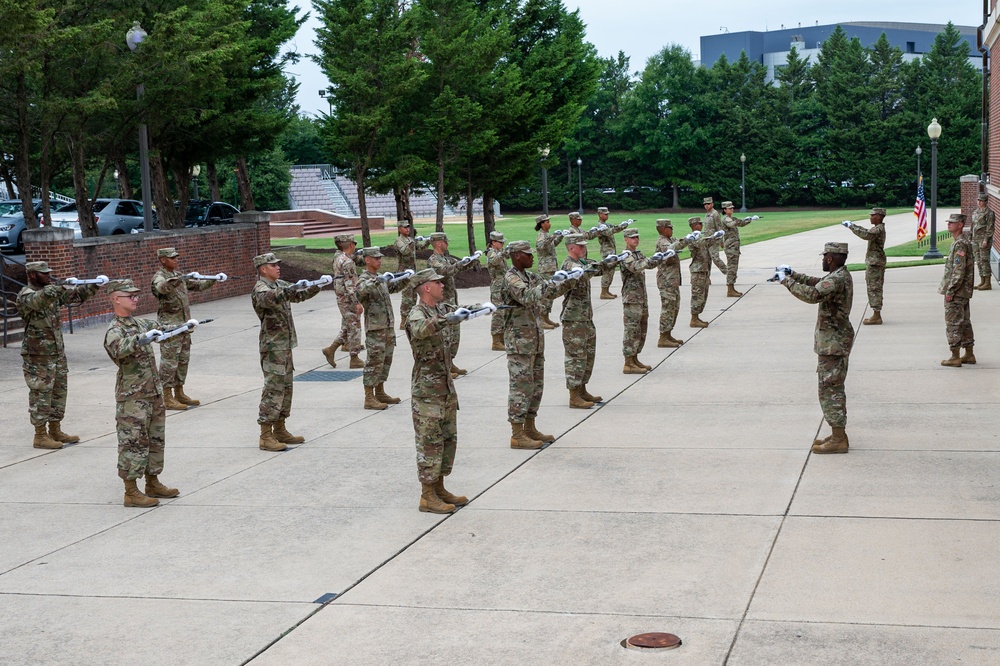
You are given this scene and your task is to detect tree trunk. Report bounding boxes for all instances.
[355,169,372,247]
[465,180,476,254]
[15,72,37,229]
[172,163,191,230]
[207,161,221,201]
[0,160,15,199]
[38,129,53,226]
[69,134,97,238]
[482,194,496,241]
[235,156,255,211]
[393,186,404,221]
[672,184,679,209]
[435,159,445,232]
[114,150,133,200]
[150,153,180,229]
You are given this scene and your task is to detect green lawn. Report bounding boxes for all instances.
[846,229,952,271]
[272,208,910,264]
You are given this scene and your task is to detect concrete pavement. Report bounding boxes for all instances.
[1,213,998,665]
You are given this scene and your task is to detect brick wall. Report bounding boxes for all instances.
[22,212,270,327]
[960,175,981,230]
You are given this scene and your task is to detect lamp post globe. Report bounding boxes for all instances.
[924,118,943,259]
[739,153,747,213]
[576,157,583,214]
[539,146,550,215]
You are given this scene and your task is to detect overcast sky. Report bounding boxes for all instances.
[287,0,976,116]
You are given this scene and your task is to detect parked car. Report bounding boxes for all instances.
[0,199,44,254]
[183,200,240,227]
[50,199,147,238]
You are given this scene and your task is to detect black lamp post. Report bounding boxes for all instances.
[915,145,922,179]
[126,22,153,233]
[318,89,333,115]
[923,118,943,260]
[539,146,550,216]
[740,153,747,213]
[576,157,583,213]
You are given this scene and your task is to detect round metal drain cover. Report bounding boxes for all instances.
[622,632,682,651]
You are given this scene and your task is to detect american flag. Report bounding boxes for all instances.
[914,175,928,241]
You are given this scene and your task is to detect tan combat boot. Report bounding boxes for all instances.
[667,331,684,345]
[961,345,976,365]
[434,477,468,506]
[259,423,287,451]
[375,383,400,404]
[623,356,647,375]
[273,419,305,444]
[599,288,617,300]
[941,347,962,367]
[48,421,80,444]
[450,363,467,376]
[690,315,709,328]
[657,333,680,348]
[349,354,365,369]
[727,285,743,297]
[581,385,602,403]
[33,424,62,450]
[163,387,189,411]
[399,315,407,330]
[174,385,200,406]
[510,422,544,449]
[540,317,558,330]
[524,417,555,443]
[569,386,595,409]
[364,385,387,410]
[322,341,340,367]
[813,426,849,454]
[863,310,882,325]
[419,483,455,514]
[635,356,653,371]
[144,474,179,498]
[980,278,992,290]
[124,479,159,507]
[491,333,505,351]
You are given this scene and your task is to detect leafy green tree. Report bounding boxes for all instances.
[279,114,328,165]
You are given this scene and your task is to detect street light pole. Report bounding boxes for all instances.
[539,146,550,216]
[318,89,333,115]
[740,153,747,213]
[127,22,153,233]
[576,157,583,213]
[924,118,943,260]
[915,145,922,180]
[191,164,201,200]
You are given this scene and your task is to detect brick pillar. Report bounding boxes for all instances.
[23,227,76,276]
[234,211,271,257]
[960,175,980,228]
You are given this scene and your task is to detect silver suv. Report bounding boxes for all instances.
[0,199,44,254]
[50,199,146,238]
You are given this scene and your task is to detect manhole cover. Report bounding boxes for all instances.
[621,633,682,651]
[296,370,362,382]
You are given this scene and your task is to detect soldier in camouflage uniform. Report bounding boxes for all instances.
[560,234,603,409]
[406,268,468,514]
[620,228,663,374]
[776,241,854,454]
[17,261,101,449]
[322,234,364,369]
[939,214,976,367]
[534,214,564,329]
[972,193,995,290]
[843,207,887,324]
[394,220,430,327]
[567,210,599,240]
[427,232,477,377]
[356,246,413,410]
[103,279,179,507]
[501,240,575,449]
[252,253,322,451]
[595,206,629,299]
[151,247,216,411]
[721,201,752,297]
[686,217,725,328]
[654,219,689,348]
[702,197,728,277]
[486,231,509,351]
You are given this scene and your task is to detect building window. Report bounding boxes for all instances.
[907,41,916,53]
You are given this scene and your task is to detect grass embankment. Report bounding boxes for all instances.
[846,231,951,271]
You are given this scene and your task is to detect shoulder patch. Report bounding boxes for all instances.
[956,250,965,257]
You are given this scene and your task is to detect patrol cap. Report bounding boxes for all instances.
[410,268,444,288]
[25,261,51,273]
[597,207,609,214]
[870,207,887,217]
[360,246,383,258]
[334,234,356,244]
[396,219,411,227]
[655,219,672,229]
[489,231,505,242]
[688,216,703,227]
[429,232,448,242]
[702,197,714,205]
[568,211,582,220]
[623,228,639,238]
[947,213,967,224]
[721,201,734,209]
[978,193,989,201]
[822,242,849,256]
[564,234,588,246]
[108,278,140,293]
[534,214,550,231]
[253,252,281,268]
[507,240,534,254]
[157,247,179,258]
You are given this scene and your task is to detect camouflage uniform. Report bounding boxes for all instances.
[395,233,429,321]
[596,221,628,291]
[17,282,99,426]
[332,250,363,354]
[703,207,728,274]
[151,268,214,387]
[406,299,459,483]
[939,234,975,348]
[971,204,995,279]
[560,256,597,389]
[619,248,657,357]
[722,213,752,286]
[784,265,854,428]
[846,221,887,310]
[104,314,166,480]
[357,270,407,387]
[688,233,723,316]
[427,251,465,360]
[486,245,509,338]
[252,275,321,425]
[536,227,563,318]
[500,265,570,423]
[655,235,689,335]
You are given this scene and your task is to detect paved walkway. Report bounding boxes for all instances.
[1,213,998,665]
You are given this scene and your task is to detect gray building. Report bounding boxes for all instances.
[700,22,979,82]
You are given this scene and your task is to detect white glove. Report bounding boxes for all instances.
[185,318,199,329]
[138,329,162,346]
[415,235,427,242]
[622,219,633,228]
[550,270,570,283]
[616,250,632,261]
[215,273,228,282]
[589,225,601,233]
[749,215,760,221]
[601,255,619,266]
[777,264,792,274]
[598,223,609,232]
[772,269,787,283]
[685,230,702,242]
[841,220,852,227]
[712,229,725,239]
[480,302,498,314]
[446,308,471,323]
[377,271,394,283]
[553,229,568,237]
[391,269,415,283]
[565,267,585,280]
[656,249,676,262]
[95,275,109,286]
